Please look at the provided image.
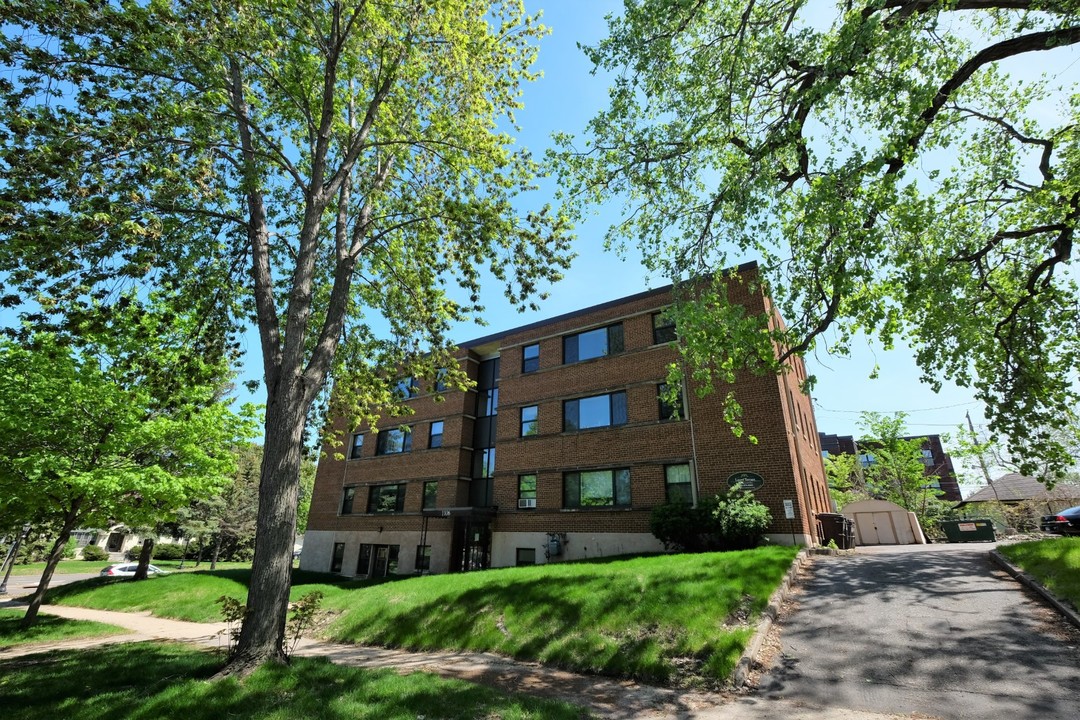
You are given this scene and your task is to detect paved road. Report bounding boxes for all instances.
[755,543,1080,720]
[0,572,100,598]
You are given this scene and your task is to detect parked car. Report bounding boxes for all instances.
[1040,505,1080,536]
[100,563,168,577]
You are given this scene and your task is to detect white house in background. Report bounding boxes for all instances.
[71,525,182,559]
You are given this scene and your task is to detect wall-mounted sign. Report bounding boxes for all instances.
[783,499,795,519]
[727,471,765,492]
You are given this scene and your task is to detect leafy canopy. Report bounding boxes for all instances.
[555,0,1080,478]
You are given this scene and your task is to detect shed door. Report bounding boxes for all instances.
[854,512,899,545]
[872,512,898,544]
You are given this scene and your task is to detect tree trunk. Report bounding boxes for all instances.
[133,538,154,580]
[211,534,222,570]
[217,394,305,675]
[22,510,81,627]
[179,536,191,570]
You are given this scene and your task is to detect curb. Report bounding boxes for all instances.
[732,548,810,687]
[989,548,1080,631]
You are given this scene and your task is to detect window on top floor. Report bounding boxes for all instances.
[564,392,627,431]
[652,311,677,344]
[394,376,417,399]
[522,343,539,373]
[563,324,624,364]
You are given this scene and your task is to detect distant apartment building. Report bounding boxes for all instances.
[302,263,832,577]
[818,432,962,502]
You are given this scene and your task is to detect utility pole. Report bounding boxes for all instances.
[966,411,1000,502]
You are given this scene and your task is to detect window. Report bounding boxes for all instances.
[375,426,412,455]
[341,486,356,515]
[564,392,627,431]
[516,548,536,566]
[858,453,876,468]
[423,481,438,509]
[520,405,539,437]
[522,343,540,373]
[349,433,364,459]
[429,420,444,448]
[473,447,495,479]
[518,474,537,509]
[368,483,407,514]
[330,542,345,573]
[434,368,449,392]
[652,311,676,344]
[658,383,684,421]
[479,388,499,416]
[665,464,693,504]
[394,376,417,399]
[921,449,934,466]
[357,544,372,575]
[563,468,631,508]
[415,545,431,571]
[563,324,624,364]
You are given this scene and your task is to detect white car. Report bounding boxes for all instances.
[99,563,168,577]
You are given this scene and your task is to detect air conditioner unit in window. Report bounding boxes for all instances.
[518,498,536,509]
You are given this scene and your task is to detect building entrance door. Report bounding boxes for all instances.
[450,518,491,572]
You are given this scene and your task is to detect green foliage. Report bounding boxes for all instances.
[999,538,1080,612]
[216,594,247,652]
[284,591,324,657]
[0,645,586,720]
[61,538,77,560]
[79,545,109,562]
[650,490,772,552]
[555,0,1080,479]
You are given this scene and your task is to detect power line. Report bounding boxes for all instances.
[813,400,979,415]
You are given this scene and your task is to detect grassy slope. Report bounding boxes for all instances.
[0,643,587,720]
[0,609,126,650]
[323,547,799,684]
[42,547,800,684]
[43,569,345,623]
[998,537,1080,610]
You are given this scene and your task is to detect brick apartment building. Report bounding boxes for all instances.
[818,432,962,502]
[302,263,832,577]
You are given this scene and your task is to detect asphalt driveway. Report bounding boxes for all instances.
[755,543,1080,720]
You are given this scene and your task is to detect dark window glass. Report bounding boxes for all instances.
[434,369,448,392]
[564,392,628,431]
[479,388,499,417]
[520,405,538,437]
[388,545,400,575]
[394,376,417,399]
[478,357,500,389]
[368,483,407,514]
[652,311,677,344]
[349,433,364,459]
[473,447,495,479]
[516,548,536,566]
[470,477,494,506]
[423,481,438,509]
[522,343,539,373]
[518,474,537,508]
[429,420,444,448]
[415,545,431,571]
[563,469,631,508]
[563,324,624,364]
[357,544,372,575]
[665,464,693,504]
[375,426,412,455]
[341,486,356,515]
[658,383,684,421]
[330,542,345,573]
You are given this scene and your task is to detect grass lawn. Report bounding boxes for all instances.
[324,547,799,685]
[40,547,799,685]
[0,643,587,720]
[42,569,347,623]
[0,608,126,650]
[998,536,1080,611]
[4,559,252,576]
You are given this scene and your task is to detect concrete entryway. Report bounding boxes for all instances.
[755,543,1080,720]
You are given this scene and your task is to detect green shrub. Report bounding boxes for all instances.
[152,543,186,560]
[80,544,109,561]
[650,489,772,552]
[63,537,78,559]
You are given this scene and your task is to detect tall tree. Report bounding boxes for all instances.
[0,330,246,625]
[0,1,570,670]
[555,0,1080,477]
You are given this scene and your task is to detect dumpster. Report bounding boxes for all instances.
[939,519,996,542]
[817,512,855,549]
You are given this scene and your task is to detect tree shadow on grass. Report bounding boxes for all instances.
[0,644,586,720]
